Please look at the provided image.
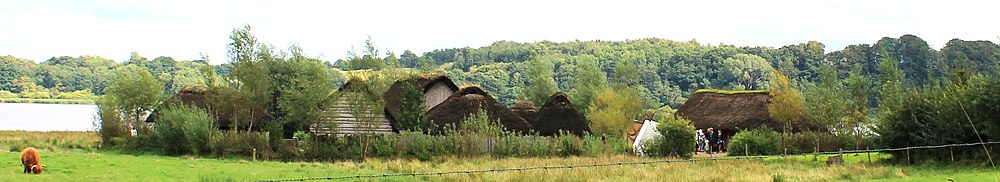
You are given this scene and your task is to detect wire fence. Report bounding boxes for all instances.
[253,141,1000,182]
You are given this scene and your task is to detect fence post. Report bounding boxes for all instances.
[253,148,257,162]
[867,146,871,163]
[906,148,911,164]
[950,146,955,163]
[745,143,749,157]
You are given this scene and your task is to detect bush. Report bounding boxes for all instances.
[209,131,272,159]
[643,120,695,158]
[784,131,854,154]
[96,98,129,147]
[153,105,215,155]
[729,127,781,156]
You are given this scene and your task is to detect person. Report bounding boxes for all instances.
[707,128,717,154]
[716,130,725,153]
[695,129,705,153]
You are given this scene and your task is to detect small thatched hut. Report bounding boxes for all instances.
[531,92,591,136]
[311,79,394,136]
[425,86,533,133]
[510,100,538,125]
[675,90,816,137]
[382,74,459,131]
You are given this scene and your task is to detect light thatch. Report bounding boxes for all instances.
[675,91,816,134]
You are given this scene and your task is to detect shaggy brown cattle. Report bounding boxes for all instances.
[21,147,42,174]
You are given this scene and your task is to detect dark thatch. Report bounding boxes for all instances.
[145,84,209,123]
[425,86,533,133]
[510,100,538,125]
[675,91,817,133]
[382,74,459,131]
[532,93,592,136]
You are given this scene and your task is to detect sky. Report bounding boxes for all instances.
[1,0,997,65]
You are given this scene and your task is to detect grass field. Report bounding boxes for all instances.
[2,131,998,181]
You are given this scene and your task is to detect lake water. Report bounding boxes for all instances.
[0,103,98,131]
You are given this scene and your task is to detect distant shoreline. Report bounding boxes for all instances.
[0,98,96,105]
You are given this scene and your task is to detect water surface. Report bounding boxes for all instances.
[0,103,97,131]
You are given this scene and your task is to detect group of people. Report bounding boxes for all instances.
[695,128,725,154]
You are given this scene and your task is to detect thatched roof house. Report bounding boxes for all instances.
[675,90,815,134]
[510,100,538,126]
[425,86,533,133]
[531,92,591,136]
[311,79,394,136]
[382,74,459,131]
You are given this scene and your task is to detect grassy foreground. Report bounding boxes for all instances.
[2,131,997,181]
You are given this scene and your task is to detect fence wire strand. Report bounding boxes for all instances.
[253,141,1000,182]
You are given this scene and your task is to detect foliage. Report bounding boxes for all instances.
[723,54,774,90]
[768,70,805,133]
[0,90,16,98]
[804,64,849,128]
[523,55,559,106]
[228,25,274,131]
[276,47,335,137]
[877,74,1000,162]
[783,131,855,154]
[56,89,97,100]
[568,55,607,114]
[876,48,904,114]
[398,81,428,132]
[104,65,163,135]
[729,127,782,156]
[643,116,695,158]
[96,97,128,147]
[208,131,272,158]
[585,86,643,137]
[153,105,215,155]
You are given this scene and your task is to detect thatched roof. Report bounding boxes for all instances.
[145,84,209,123]
[675,90,816,133]
[510,100,538,126]
[382,74,459,131]
[425,86,533,133]
[532,93,591,136]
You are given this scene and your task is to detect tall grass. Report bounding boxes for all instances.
[0,130,99,152]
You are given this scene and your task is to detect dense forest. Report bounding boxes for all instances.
[4,34,997,111]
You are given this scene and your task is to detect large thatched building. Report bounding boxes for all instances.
[382,74,459,132]
[311,79,394,136]
[675,90,816,137]
[425,86,533,133]
[529,92,591,136]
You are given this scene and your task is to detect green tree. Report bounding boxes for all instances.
[586,86,643,136]
[569,55,607,115]
[228,25,273,131]
[0,55,36,93]
[876,49,904,114]
[768,70,806,152]
[844,67,872,149]
[523,55,559,106]
[276,46,335,136]
[723,54,774,90]
[804,64,848,128]
[398,81,429,132]
[105,65,163,135]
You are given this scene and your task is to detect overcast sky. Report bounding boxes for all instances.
[1,0,997,65]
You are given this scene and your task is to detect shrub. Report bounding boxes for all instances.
[556,131,583,156]
[643,120,695,158]
[209,131,272,159]
[153,105,215,155]
[729,127,781,156]
[784,131,854,154]
[96,98,129,147]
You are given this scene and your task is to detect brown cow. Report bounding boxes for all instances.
[21,147,42,174]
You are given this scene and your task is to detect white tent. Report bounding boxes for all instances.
[632,120,661,156]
